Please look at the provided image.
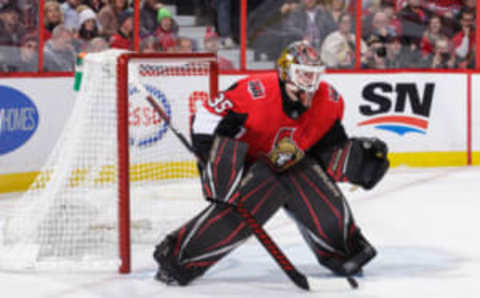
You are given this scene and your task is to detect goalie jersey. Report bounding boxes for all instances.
[192,72,347,171]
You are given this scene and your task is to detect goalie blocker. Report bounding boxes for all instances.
[154,136,377,285]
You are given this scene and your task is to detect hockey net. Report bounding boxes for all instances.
[0,50,218,272]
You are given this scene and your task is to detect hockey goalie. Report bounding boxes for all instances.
[153,40,390,285]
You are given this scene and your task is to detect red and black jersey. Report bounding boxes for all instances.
[192,72,346,170]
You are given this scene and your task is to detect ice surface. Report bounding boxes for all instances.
[1,166,479,298]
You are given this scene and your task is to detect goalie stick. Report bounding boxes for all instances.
[144,94,359,291]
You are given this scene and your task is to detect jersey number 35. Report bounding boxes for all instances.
[208,93,234,114]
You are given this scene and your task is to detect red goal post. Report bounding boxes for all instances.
[116,52,219,273]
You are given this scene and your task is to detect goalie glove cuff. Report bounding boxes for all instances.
[327,137,389,190]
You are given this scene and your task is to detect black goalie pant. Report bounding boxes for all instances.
[160,157,361,280]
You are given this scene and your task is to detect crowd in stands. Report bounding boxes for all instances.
[0,0,477,72]
[0,0,236,72]
[360,0,476,68]
[248,0,476,69]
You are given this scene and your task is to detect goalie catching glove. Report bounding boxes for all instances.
[326,137,389,190]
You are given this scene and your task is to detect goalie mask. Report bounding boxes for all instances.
[277,41,325,119]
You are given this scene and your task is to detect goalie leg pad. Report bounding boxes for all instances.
[279,157,376,275]
[154,161,289,285]
[281,157,355,253]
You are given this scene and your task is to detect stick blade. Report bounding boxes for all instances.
[287,270,310,291]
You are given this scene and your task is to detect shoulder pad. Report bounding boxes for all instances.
[319,82,340,103]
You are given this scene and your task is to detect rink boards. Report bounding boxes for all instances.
[0,73,479,193]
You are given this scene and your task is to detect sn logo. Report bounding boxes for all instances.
[358,82,435,135]
[359,82,434,117]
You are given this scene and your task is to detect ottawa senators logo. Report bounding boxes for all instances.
[267,127,304,171]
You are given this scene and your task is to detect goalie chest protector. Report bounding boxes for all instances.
[204,73,345,163]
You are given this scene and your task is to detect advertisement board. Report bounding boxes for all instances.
[0,78,76,170]
[221,73,469,166]
[0,78,76,192]
[0,73,475,193]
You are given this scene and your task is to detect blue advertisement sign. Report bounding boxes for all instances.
[0,85,39,155]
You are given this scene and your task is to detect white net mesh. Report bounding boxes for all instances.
[0,50,215,271]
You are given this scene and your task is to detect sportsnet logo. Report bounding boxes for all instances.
[357,82,434,136]
[128,83,171,148]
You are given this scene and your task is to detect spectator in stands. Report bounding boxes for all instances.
[420,15,448,57]
[247,0,299,61]
[86,36,109,52]
[0,4,23,46]
[213,0,235,48]
[193,0,215,26]
[98,0,128,38]
[77,8,100,51]
[282,0,337,51]
[397,0,428,48]
[0,4,24,71]
[61,0,81,32]
[385,35,414,68]
[280,0,299,15]
[17,0,38,32]
[44,1,64,41]
[14,30,38,72]
[324,0,348,24]
[140,35,161,52]
[204,27,235,70]
[43,24,76,71]
[109,8,133,50]
[364,11,396,45]
[154,7,177,52]
[85,0,105,13]
[423,0,462,19]
[76,4,92,14]
[363,35,388,68]
[173,36,195,53]
[452,0,476,37]
[421,36,456,68]
[363,0,382,13]
[458,0,476,17]
[321,13,366,69]
[0,0,13,10]
[140,0,162,37]
[452,9,476,68]
[382,0,402,37]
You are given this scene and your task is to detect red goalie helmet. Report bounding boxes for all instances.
[277,40,325,94]
[276,41,325,119]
